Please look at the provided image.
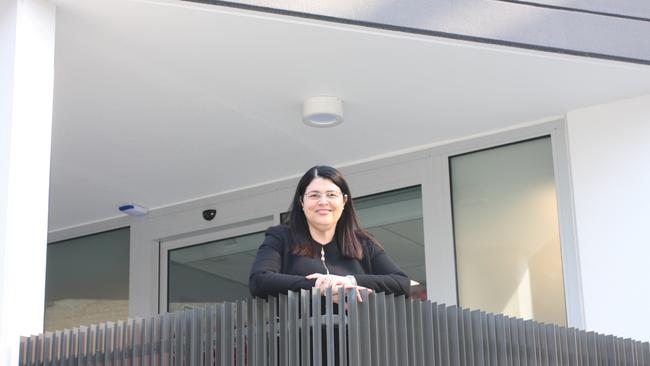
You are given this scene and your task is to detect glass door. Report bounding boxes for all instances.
[450,136,567,325]
[355,186,427,299]
[159,217,272,312]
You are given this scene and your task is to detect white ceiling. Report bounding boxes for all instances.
[48,0,650,232]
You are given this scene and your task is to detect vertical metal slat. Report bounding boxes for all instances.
[431,304,441,366]
[549,324,560,366]
[405,299,415,366]
[447,306,460,366]
[494,315,507,366]
[347,287,361,366]
[359,289,372,366]
[151,316,161,366]
[256,298,267,366]
[263,300,271,366]
[311,288,322,366]
[268,297,278,366]
[237,300,246,366]
[509,317,520,366]
[524,320,536,366]
[438,304,450,366]
[161,315,171,366]
[299,290,310,366]
[472,310,485,366]
[368,292,379,366]
[79,326,89,366]
[246,299,254,366]
[422,301,435,366]
[223,302,234,366]
[324,288,335,366]
[413,300,425,366]
[386,295,397,366]
[287,290,299,366]
[277,296,287,366]
[462,309,474,366]
[395,295,409,366]
[337,287,347,366]
[205,304,215,366]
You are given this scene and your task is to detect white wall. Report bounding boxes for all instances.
[567,94,650,342]
[0,0,18,259]
[0,1,55,365]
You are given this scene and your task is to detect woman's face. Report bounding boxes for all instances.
[301,177,347,234]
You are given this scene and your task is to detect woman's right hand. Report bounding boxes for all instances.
[331,283,373,304]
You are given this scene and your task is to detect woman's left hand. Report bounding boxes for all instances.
[306,273,353,289]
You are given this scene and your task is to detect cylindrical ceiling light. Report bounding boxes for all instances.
[302,96,343,127]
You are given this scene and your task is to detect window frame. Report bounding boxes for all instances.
[430,120,583,328]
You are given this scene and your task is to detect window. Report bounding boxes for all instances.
[355,186,426,299]
[45,228,130,331]
[167,231,264,312]
[450,137,566,325]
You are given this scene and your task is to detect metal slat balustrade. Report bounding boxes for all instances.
[20,288,650,365]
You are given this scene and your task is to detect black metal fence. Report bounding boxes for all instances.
[20,288,650,365]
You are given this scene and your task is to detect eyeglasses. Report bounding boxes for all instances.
[303,191,346,202]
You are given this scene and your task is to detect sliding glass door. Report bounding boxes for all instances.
[450,136,567,326]
[160,186,427,310]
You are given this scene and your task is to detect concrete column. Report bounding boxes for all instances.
[0,0,55,364]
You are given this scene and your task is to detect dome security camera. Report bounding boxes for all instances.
[202,209,217,221]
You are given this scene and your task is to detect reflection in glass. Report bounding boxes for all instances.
[168,232,264,312]
[355,186,426,299]
[45,228,130,331]
[450,137,566,325]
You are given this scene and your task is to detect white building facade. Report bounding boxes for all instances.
[2,0,650,365]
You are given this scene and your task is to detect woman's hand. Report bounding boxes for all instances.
[305,273,373,303]
[331,283,373,304]
[306,273,352,288]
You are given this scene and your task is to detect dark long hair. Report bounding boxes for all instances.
[284,165,379,260]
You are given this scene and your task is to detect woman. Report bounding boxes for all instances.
[249,165,410,302]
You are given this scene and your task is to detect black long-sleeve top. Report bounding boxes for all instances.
[249,225,410,298]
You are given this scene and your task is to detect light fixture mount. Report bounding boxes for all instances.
[302,96,343,127]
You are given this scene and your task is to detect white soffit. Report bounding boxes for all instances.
[48,0,650,232]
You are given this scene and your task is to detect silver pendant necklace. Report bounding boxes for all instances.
[320,246,330,275]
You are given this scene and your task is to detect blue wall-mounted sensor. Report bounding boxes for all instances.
[118,203,149,217]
